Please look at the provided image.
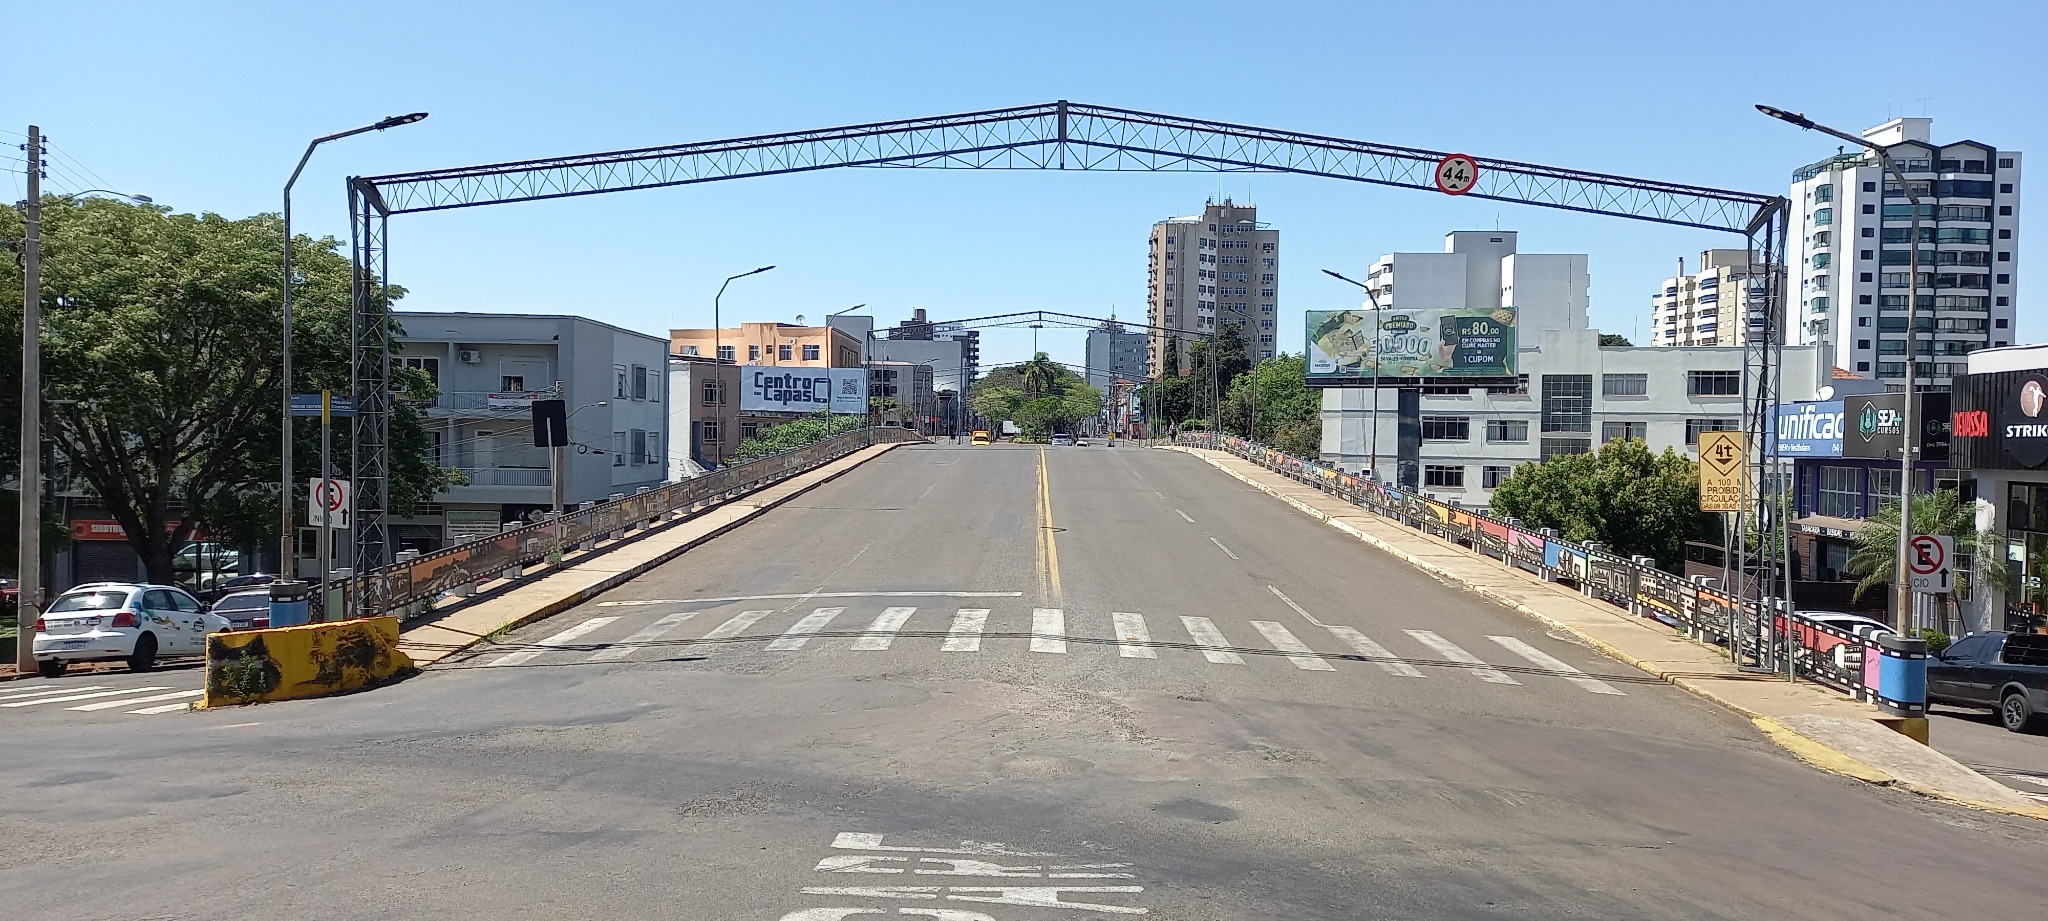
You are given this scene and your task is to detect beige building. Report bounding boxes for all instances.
[1146,199,1277,378]
[1650,249,1778,347]
[670,321,863,368]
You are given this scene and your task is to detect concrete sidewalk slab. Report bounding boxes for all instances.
[398,443,903,667]
[1164,445,2048,819]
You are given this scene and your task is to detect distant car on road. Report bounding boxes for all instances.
[1927,632,2048,733]
[207,588,274,632]
[971,429,992,446]
[1050,433,1075,446]
[202,573,277,604]
[31,582,229,677]
[1075,437,1090,447]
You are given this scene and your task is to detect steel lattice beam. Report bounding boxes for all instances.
[359,101,1778,233]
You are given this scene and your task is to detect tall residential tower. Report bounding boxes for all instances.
[1146,199,1277,377]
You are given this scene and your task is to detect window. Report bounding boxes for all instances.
[1860,295,1872,304]
[702,378,725,405]
[1486,419,1529,443]
[739,421,759,440]
[398,356,440,386]
[1541,375,1592,433]
[614,365,628,397]
[1811,253,1830,269]
[702,420,722,445]
[501,375,525,393]
[1861,204,1875,214]
[1421,415,1470,441]
[1540,437,1590,459]
[1999,252,2012,262]
[2001,205,2013,216]
[1856,361,1870,372]
[1684,418,1736,445]
[1858,316,1871,327]
[1812,184,1832,202]
[681,345,700,356]
[1862,181,1876,193]
[778,344,793,361]
[1857,339,1870,350]
[2000,183,2014,193]
[1602,420,1646,442]
[716,345,735,362]
[1423,465,1465,488]
[1602,373,1647,396]
[1817,466,1859,518]
[1482,466,1513,489]
[1869,468,1900,501]
[645,367,661,402]
[1687,370,1740,396]
[1261,242,1274,253]
[1998,274,2011,284]
[630,364,648,400]
[2000,158,2015,169]
[629,429,647,466]
[1860,227,1874,238]
[1860,250,1873,261]
[749,345,761,361]
[1813,208,1833,225]
[612,431,626,466]
[802,344,821,362]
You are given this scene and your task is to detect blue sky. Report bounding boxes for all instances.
[11,0,2046,370]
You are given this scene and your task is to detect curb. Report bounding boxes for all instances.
[1162,446,2048,822]
[409,442,905,666]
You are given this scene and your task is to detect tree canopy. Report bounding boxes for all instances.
[967,353,1101,437]
[1,197,460,582]
[1487,438,1717,572]
[1222,354,1321,456]
[1598,333,1634,347]
[1846,489,2006,604]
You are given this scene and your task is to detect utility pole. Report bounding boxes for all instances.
[15,125,41,674]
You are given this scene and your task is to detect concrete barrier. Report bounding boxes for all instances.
[201,616,415,708]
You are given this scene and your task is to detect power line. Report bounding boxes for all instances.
[44,142,115,191]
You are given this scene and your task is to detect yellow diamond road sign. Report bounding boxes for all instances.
[1698,430,1745,512]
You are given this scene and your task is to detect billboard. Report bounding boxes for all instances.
[1305,307,1517,382]
[739,367,866,414]
[1842,392,1950,463]
[1774,401,1844,457]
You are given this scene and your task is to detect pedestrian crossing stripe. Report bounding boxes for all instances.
[475,606,1633,697]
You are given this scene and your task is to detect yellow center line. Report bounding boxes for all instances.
[1036,446,1063,605]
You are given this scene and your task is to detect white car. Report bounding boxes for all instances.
[31,582,229,677]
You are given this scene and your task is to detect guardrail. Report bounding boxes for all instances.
[341,426,923,621]
[1172,433,1927,719]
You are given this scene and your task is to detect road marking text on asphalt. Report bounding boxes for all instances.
[780,832,1149,918]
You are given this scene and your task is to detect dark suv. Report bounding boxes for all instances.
[1926,632,2048,732]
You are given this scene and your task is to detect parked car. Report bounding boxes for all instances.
[30,582,229,677]
[207,588,274,631]
[1795,610,1897,637]
[1050,433,1075,446]
[1075,437,1090,447]
[1926,632,2048,733]
[202,573,277,604]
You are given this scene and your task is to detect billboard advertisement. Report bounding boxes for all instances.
[1305,307,1517,382]
[1842,392,1950,463]
[739,367,866,414]
[1774,401,1844,457]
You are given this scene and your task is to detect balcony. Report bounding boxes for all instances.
[454,466,552,487]
[426,391,556,416]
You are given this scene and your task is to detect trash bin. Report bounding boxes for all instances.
[268,580,313,628]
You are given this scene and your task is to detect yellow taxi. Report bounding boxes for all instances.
[970,429,993,446]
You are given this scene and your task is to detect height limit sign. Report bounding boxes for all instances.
[1908,534,1955,595]
[1697,431,1746,512]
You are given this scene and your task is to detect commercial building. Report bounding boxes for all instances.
[1085,319,1147,390]
[869,361,937,433]
[391,311,669,558]
[1947,344,2048,633]
[1788,118,2022,389]
[670,321,864,368]
[665,355,740,478]
[1147,199,1277,377]
[872,309,978,395]
[1649,249,1778,347]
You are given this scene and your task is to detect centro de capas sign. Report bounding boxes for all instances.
[2006,374,2048,468]
[740,366,865,414]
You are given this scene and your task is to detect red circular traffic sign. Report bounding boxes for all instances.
[1907,535,1946,575]
[1434,154,1480,195]
[317,479,346,512]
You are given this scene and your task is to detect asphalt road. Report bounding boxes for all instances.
[4,442,2048,920]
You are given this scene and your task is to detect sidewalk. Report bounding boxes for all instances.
[1165,445,2048,820]
[397,443,903,667]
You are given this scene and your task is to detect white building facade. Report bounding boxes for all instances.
[1147,199,1278,377]
[1650,248,1776,347]
[1084,321,1147,390]
[1788,117,2021,389]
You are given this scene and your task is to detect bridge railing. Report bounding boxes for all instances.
[340,426,924,621]
[1170,433,1925,718]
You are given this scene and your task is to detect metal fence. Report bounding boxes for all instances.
[341,426,923,621]
[1173,433,1927,718]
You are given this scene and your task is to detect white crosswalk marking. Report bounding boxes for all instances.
[0,685,108,701]
[767,607,846,651]
[484,616,620,667]
[1030,609,1066,654]
[1112,612,1154,659]
[852,607,917,651]
[588,611,697,662]
[1325,626,1424,678]
[129,701,196,715]
[942,609,988,652]
[1404,630,1520,684]
[1488,636,1626,695]
[68,689,203,711]
[1179,616,1244,665]
[2,686,172,707]
[682,610,773,654]
[1250,621,1336,671]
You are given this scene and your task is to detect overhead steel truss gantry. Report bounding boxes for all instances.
[346,100,1791,618]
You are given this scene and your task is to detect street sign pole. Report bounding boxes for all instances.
[316,390,332,619]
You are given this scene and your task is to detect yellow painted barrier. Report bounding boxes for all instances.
[202,616,415,708]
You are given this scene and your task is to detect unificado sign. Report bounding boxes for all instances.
[739,366,865,414]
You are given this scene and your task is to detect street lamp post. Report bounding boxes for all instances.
[1758,105,1923,632]
[13,132,155,672]
[280,113,427,581]
[711,265,774,464]
[1323,268,1386,477]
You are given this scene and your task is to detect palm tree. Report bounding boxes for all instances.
[1846,489,2006,607]
[1021,352,1061,398]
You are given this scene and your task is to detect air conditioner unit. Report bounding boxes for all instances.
[458,349,482,364]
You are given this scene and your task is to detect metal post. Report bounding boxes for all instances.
[15,125,42,674]
[316,390,332,620]
[551,444,565,519]
[1895,153,1922,634]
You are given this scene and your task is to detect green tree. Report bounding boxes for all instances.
[1138,375,1199,427]
[730,410,865,463]
[1020,352,1063,398]
[1190,321,1252,390]
[969,385,1025,431]
[0,197,460,582]
[1221,354,1319,445]
[1598,333,1634,347]
[1846,490,2007,604]
[1488,439,1717,572]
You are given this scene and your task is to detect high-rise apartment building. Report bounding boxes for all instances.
[1084,319,1147,390]
[1358,231,1588,331]
[1788,118,2022,390]
[1147,199,1277,378]
[1649,249,1777,347]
